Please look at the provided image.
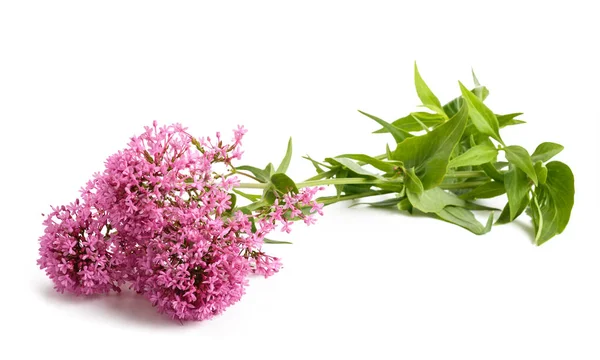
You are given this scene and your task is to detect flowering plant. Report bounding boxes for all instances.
[38,122,323,320]
[38,64,575,321]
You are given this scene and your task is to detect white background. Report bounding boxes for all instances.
[1,1,599,359]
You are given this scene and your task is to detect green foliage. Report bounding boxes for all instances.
[232,64,573,246]
[263,173,299,204]
[276,137,293,173]
[504,166,531,221]
[391,102,468,189]
[299,64,574,245]
[459,181,505,200]
[373,112,445,133]
[504,145,538,185]
[531,142,564,163]
[359,110,412,143]
[263,238,293,245]
[448,141,498,168]
[407,187,465,213]
[436,206,494,235]
[531,161,575,245]
[459,82,503,143]
[414,62,446,117]
[497,113,526,127]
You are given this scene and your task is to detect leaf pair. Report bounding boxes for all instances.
[498,141,573,245]
[236,138,293,183]
[531,161,574,245]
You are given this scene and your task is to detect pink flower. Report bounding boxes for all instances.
[37,200,123,295]
[251,252,282,278]
[38,122,324,321]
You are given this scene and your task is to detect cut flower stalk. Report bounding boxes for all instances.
[38,63,575,323]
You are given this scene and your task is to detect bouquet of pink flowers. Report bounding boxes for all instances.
[38,65,575,321]
[38,122,323,320]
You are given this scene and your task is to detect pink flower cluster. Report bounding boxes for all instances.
[38,122,322,321]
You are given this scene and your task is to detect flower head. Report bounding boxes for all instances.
[39,122,324,320]
[37,199,123,295]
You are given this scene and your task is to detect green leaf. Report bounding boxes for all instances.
[435,206,494,235]
[303,155,332,173]
[391,102,468,189]
[385,144,393,159]
[407,187,465,213]
[373,112,445,133]
[497,113,525,127]
[470,68,489,101]
[236,165,270,183]
[472,86,490,102]
[414,62,445,116]
[480,162,505,183]
[409,112,445,131]
[534,161,548,185]
[496,195,529,225]
[228,193,237,210]
[504,145,538,185]
[238,199,269,213]
[264,163,275,177]
[263,185,278,205]
[233,189,262,202]
[404,167,424,195]
[263,238,293,245]
[333,168,349,198]
[276,137,293,173]
[442,95,464,119]
[249,216,257,233]
[397,198,412,211]
[531,161,575,245]
[336,154,396,173]
[359,110,412,143]
[264,173,299,204]
[472,68,481,87]
[350,197,402,208]
[459,181,506,200]
[504,166,531,221]
[494,161,509,170]
[271,173,299,194]
[238,206,252,215]
[443,87,488,119]
[448,141,498,168]
[459,81,503,143]
[327,157,381,179]
[531,142,564,163]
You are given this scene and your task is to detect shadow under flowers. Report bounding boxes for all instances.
[38,283,203,328]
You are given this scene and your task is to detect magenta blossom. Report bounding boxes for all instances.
[37,199,123,295]
[39,121,323,321]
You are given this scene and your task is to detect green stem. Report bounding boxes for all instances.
[440,180,488,189]
[356,154,387,165]
[317,190,393,205]
[236,183,268,189]
[296,178,375,188]
[236,178,487,191]
[232,169,262,183]
[445,171,487,178]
